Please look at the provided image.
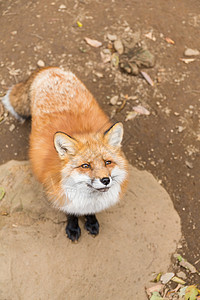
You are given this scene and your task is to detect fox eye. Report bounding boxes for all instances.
[105,160,112,166]
[81,163,91,169]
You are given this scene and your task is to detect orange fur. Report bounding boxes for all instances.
[5,67,128,212]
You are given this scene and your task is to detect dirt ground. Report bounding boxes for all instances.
[0,0,200,294]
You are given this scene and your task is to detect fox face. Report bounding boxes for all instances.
[54,123,128,215]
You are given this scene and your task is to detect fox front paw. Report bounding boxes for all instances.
[66,224,81,242]
[66,215,81,242]
[85,214,99,236]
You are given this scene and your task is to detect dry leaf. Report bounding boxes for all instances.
[144,31,156,41]
[116,99,126,113]
[77,21,83,28]
[125,111,137,121]
[185,160,193,169]
[180,58,196,64]
[111,53,119,67]
[0,187,5,201]
[174,254,198,273]
[100,51,111,63]
[152,273,162,283]
[171,276,186,285]
[84,37,102,48]
[165,37,175,44]
[146,284,164,297]
[132,105,150,115]
[140,71,154,86]
[180,260,197,273]
[8,68,21,76]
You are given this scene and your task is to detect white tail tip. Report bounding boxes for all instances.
[1,88,25,122]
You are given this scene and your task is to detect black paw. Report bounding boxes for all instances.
[66,224,81,242]
[66,215,81,242]
[85,214,99,236]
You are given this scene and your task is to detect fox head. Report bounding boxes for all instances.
[53,122,128,214]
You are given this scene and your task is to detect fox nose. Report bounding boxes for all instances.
[100,177,110,186]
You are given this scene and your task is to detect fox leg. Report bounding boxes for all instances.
[85,214,99,236]
[66,214,81,242]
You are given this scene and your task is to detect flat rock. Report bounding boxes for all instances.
[0,160,181,299]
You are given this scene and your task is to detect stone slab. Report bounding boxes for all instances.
[0,160,181,299]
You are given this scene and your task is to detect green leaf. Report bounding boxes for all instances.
[177,254,183,262]
[150,292,163,300]
[185,285,199,300]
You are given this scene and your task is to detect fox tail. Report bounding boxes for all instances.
[1,71,38,122]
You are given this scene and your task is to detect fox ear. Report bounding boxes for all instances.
[104,122,124,147]
[54,132,77,158]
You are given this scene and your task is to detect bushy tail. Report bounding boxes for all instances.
[1,70,40,121]
[1,80,32,122]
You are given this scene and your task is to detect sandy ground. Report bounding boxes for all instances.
[0,161,181,299]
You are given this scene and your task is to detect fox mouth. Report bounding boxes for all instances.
[87,184,110,193]
[96,187,110,192]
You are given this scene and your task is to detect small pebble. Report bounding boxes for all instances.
[59,4,66,9]
[110,95,119,105]
[124,26,131,32]
[102,49,111,54]
[114,40,124,55]
[107,33,117,41]
[37,60,45,67]
[174,112,180,116]
[9,124,15,132]
[177,126,185,133]
[94,71,103,78]
[185,161,193,169]
[177,271,187,280]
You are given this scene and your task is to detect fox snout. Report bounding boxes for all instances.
[91,176,112,190]
[100,177,110,186]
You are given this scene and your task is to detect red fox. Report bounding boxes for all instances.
[2,67,128,241]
